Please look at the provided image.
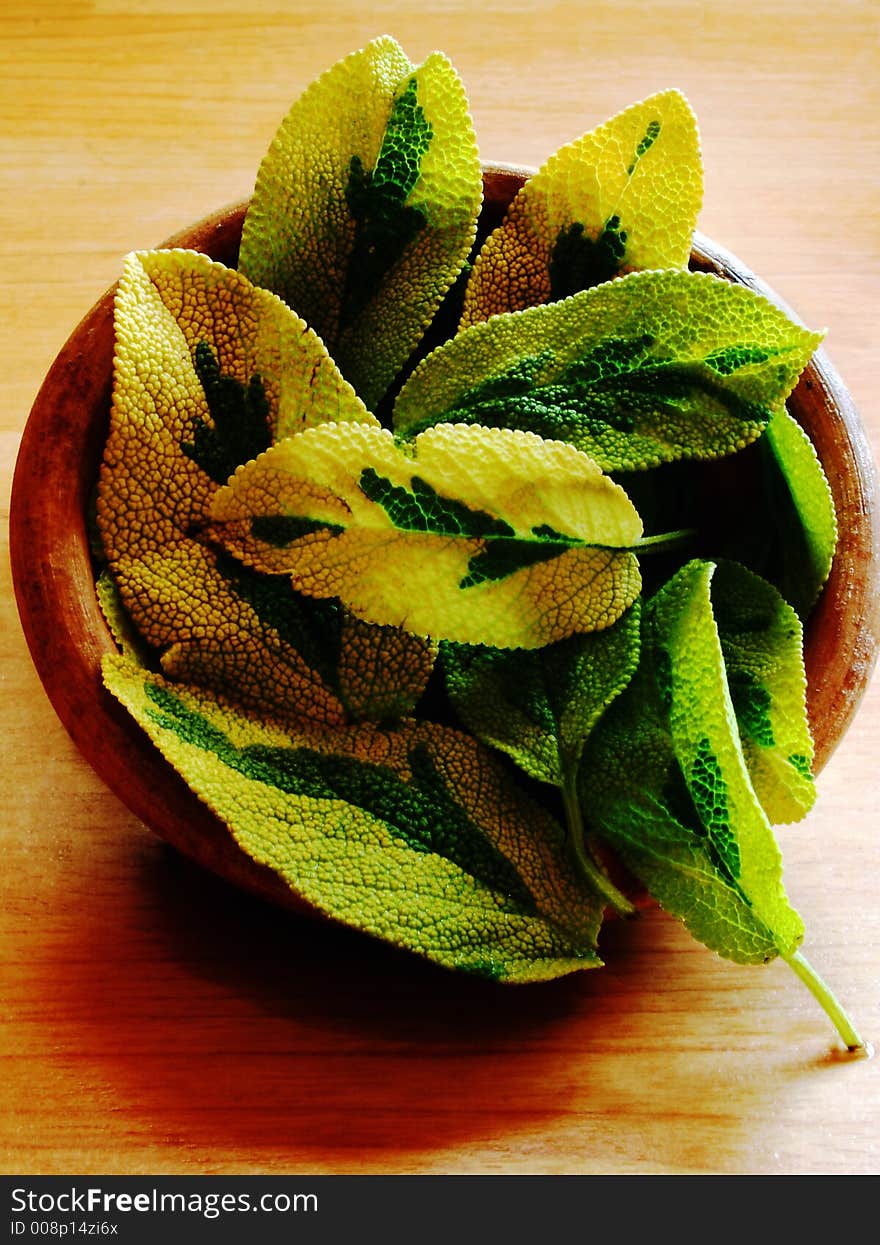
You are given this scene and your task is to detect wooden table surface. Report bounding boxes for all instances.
[2,0,879,1177]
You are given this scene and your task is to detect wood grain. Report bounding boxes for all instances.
[2,0,879,1178]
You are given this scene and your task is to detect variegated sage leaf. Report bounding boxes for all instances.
[582,559,805,965]
[461,89,701,327]
[238,35,482,410]
[394,269,824,473]
[97,247,431,729]
[209,421,643,649]
[712,559,815,823]
[103,655,605,983]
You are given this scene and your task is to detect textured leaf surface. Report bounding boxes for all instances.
[441,605,641,786]
[582,559,804,964]
[210,421,643,649]
[95,570,147,662]
[335,615,437,723]
[461,89,701,327]
[96,249,365,728]
[395,269,823,472]
[238,35,482,409]
[712,560,815,823]
[103,655,605,982]
[97,248,431,728]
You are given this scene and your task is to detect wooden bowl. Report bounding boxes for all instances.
[11,167,880,916]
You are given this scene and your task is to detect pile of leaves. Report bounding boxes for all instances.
[95,36,860,1045]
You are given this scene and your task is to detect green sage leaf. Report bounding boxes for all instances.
[103,655,605,982]
[763,410,837,614]
[582,559,805,964]
[394,269,823,472]
[717,410,838,618]
[441,604,641,787]
[712,559,815,823]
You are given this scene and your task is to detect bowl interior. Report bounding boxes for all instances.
[10,167,880,912]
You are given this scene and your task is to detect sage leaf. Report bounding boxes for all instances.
[95,570,148,664]
[712,559,815,823]
[394,269,824,472]
[98,248,432,729]
[441,608,643,915]
[103,655,605,982]
[441,604,641,787]
[763,410,837,615]
[714,410,837,618]
[209,421,643,649]
[461,89,702,327]
[238,35,482,410]
[582,559,805,964]
[335,614,437,723]
[97,248,371,729]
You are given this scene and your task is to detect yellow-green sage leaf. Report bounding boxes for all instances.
[461,89,702,327]
[582,559,805,964]
[103,655,605,982]
[238,35,482,410]
[95,569,148,663]
[97,247,435,727]
[394,269,824,473]
[96,247,385,731]
[210,421,643,649]
[712,559,815,823]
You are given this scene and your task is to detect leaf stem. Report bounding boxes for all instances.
[561,769,636,917]
[783,949,865,1051]
[633,527,696,555]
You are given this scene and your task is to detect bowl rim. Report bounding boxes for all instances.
[10,166,880,911]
